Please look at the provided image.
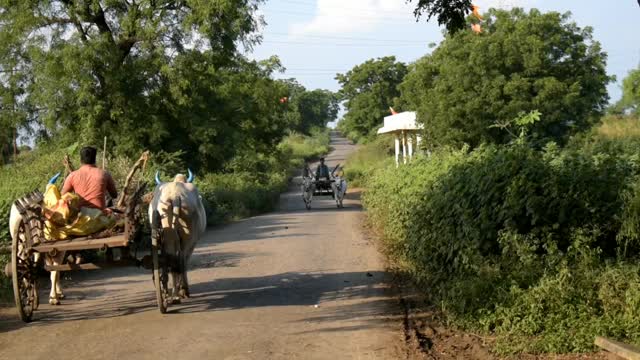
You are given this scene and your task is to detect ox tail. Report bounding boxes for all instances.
[171,197,181,231]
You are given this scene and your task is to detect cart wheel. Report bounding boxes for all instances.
[12,221,38,323]
[152,241,169,314]
[151,211,169,314]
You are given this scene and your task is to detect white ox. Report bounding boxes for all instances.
[148,170,206,300]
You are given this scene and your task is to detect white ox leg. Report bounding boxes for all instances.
[47,252,66,305]
[177,222,199,299]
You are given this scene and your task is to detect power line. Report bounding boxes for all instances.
[265,32,430,44]
[275,73,342,77]
[284,67,350,71]
[268,9,417,24]
[260,40,427,47]
[275,0,414,17]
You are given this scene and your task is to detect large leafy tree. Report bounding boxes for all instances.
[293,89,339,134]
[0,0,292,171]
[400,8,611,149]
[280,80,339,134]
[613,67,640,116]
[336,56,407,142]
[408,0,472,34]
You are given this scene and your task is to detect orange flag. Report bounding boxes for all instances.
[472,4,483,20]
[471,23,482,34]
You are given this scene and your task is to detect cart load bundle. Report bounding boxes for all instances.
[42,183,123,241]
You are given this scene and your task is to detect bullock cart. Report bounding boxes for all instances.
[301,164,347,210]
[5,152,175,322]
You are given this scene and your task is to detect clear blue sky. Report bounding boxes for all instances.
[250,0,639,105]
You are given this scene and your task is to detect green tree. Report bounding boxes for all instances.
[400,8,611,149]
[614,67,640,115]
[280,80,339,135]
[408,0,472,34]
[336,56,407,142]
[293,89,339,134]
[0,0,286,170]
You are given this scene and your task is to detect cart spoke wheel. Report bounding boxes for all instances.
[152,242,170,314]
[13,221,38,323]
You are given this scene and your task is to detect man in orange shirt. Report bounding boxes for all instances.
[61,146,118,210]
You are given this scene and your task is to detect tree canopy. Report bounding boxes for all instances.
[336,56,407,142]
[408,0,472,34]
[613,67,640,116]
[0,0,301,171]
[400,8,611,149]
[281,80,339,135]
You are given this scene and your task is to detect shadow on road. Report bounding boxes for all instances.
[0,270,393,335]
[179,270,388,313]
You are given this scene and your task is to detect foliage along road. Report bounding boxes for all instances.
[0,132,406,360]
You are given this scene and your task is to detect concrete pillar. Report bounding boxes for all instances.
[408,135,414,160]
[402,131,407,164]
[394,134,400,167]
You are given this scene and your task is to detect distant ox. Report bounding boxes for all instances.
[149,170,206,300]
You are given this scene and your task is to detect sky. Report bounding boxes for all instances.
[249,0,640,121]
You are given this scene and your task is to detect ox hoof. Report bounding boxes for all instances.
[171,297,181,305]
[57,293,65,299]
[178,289,190,299]
[49,297,61,306]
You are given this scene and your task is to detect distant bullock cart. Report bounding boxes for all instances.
[301,164,347,210]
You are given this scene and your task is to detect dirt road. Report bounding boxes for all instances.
[0,133,406,360]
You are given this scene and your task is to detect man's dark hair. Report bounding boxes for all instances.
[80,146,97,165]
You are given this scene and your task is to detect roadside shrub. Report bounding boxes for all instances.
[343,135,394,187]
[278,127,331,167]
[364,140,640,353]
[198,171,286,226]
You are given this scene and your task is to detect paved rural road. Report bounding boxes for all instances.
[0,132,406,360]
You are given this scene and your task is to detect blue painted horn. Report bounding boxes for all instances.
[155,171,162,185]
[187,169,194,183]
[48,172,61,185]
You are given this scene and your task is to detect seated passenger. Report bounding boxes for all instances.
[315,157,330,181]
[61,146,118,211]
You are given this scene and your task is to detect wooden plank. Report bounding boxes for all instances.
[595,336,640,360]
[33,235,129,253]
[45,258,139,272]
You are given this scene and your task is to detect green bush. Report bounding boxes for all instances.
[198,171,287,226]
[364,140,640,353]
[343,135,394,188]
[278,127,331,166]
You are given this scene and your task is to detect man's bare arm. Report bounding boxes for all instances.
[60,173,74,195]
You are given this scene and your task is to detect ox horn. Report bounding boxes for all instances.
[155,171,162,186]
[48,172,61,185]
[187,169,195,183]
